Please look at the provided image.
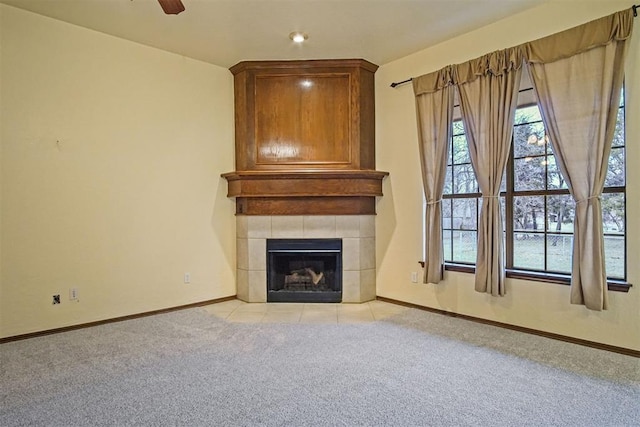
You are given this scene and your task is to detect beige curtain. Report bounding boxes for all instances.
[524,9,634,310]
[413,67,455,284]
[455,48,523,296]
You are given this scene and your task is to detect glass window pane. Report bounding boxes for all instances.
[513,233,545,270]
[605,147,625,187]
[545,155,569,190]
[546,234,572,274]
[452,120,465,135]
[453,198,478,230]
[604,235,625,279]
[513,121,546,158]
[499,169,507,193]
[453,164,477,194]
[514,105,542,124]
[514,196,544,232]
[451,230,477,263]
[442,198,452,229]
[612,107,624,148]
[602,193,625,233]
[514,157,545,191]
[443,229,452,262]
[444,166,453,194]
[452,135,469,164]
[546,195,574,232]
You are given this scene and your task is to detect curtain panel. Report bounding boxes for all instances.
[523,8,634,310]
[454,48,523,296]
[411,7,634,309]
[413,67,455,284]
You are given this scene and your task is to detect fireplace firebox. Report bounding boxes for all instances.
[267,239,342,303]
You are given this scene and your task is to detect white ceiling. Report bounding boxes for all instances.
[1,0,548,69]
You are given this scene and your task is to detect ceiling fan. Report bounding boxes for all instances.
[158,0,185,15]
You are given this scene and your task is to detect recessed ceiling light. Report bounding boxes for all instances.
[289,32,308,43]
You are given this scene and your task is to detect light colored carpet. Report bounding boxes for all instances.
[1,301,638,426]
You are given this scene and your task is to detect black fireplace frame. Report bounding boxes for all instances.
[266,238,342,303]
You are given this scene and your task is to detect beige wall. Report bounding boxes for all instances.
[375,0,640,351]
[0,5,236,338]
[2,1,638,351]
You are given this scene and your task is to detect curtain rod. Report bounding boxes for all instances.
[389,4,640,89]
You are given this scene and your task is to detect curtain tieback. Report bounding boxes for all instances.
[426,199,442,206]
[481,195,500,199]
[575,195,601,204]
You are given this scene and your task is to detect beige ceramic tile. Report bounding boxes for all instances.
[236,216,248,238]
[338,305,374,323]
[236,269,249,301]
[248,270,267,302]
[303,303,339,312]
[233,302,269,313]
[360,237,376,270]
[303,216,336,238]
[335,216,360,238]
[247,216,272,238]
[202,298,413,323]
[237,238,248,270]
[205,299,245,311]
[227,311,266,323]
[267,303,305,312]
[338,310,375,324]
[201,300,245,319]
[360,268,376,302]
[338,303,372,314]
[262,311,303,323]
[248,238,266,271]
[342,238,360,271]
[359,215,375,238]
[299,310,338,324]
[271,216,304,238]
[341,270,361,303]
[370,300,410,320]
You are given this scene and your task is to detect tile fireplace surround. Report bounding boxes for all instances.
[236,215,376,303]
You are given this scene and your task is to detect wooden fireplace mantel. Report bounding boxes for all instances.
[222,170,388,215]
[223,59,388,216]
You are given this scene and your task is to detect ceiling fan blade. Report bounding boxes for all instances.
[158,0,185,15]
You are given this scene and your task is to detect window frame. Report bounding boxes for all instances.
[439,87,631,292]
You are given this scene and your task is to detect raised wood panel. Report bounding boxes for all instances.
[231,59,377,171]
[358,68,376,169]
[255,74,351,165]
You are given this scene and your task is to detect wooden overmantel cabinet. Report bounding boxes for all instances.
[222,59,388,215]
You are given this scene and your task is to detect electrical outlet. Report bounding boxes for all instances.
[184,273,191,284]
[52,294,61,305]
[69,288,79,301]
[411,272,418,283]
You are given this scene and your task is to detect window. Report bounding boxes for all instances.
[441,88,626,282]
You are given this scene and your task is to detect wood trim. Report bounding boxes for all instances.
[222,170,389,180]
[441,263,632,292]
[0,296,237,344]
[222,170,388,199]
[230,59,379,75]
[236,196,376,215]
[376,296,640,358]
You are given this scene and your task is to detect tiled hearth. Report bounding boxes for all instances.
[236,215,376,303]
